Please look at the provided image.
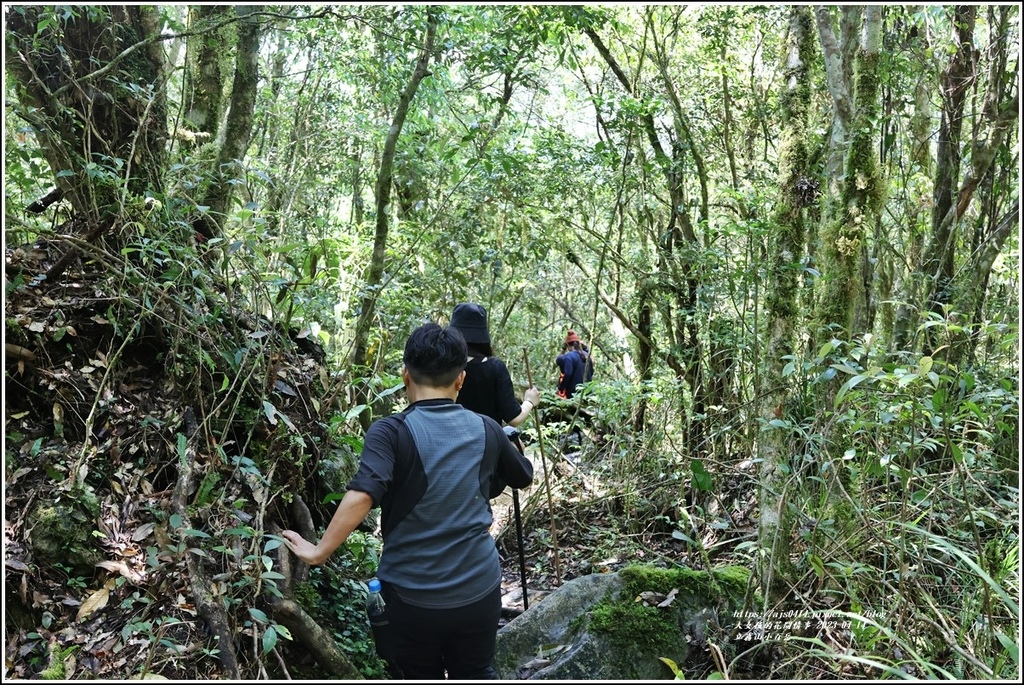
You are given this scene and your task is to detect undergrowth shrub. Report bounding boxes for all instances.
[764,323,1019,680]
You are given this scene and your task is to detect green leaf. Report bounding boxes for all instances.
[262,401,278,426]
[963,401,985,421]
[830,363,860,375]
[834,374,870,407]
[995,632,1020,668]
[900,522,1019,615]
[659,656,684,679]
[373,383,405,401]
[248,608,269,624]
[690,459,712,491]
[262,626,278,654]
[897,371,918,388]
[343,404,367,421]
[176,433,187,464]
[181,528,211,539]
[808,553,825,579]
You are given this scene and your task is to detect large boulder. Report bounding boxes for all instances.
[495,565,749,680]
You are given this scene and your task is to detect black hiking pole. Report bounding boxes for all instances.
[504,427,530,611]
[512,489,529,611]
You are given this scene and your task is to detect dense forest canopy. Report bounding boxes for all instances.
[3,4,1020,681]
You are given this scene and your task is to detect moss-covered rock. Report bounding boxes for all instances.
[25,497,103,575]
[495,564,751,680]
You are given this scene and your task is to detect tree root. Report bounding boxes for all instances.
[265,597,363,679]
[266,522,363,679]
[170,421,361,679]
[171,447,242,679]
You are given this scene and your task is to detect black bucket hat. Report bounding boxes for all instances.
[449,302,491,345]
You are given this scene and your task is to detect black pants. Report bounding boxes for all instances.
[382,583,501,680]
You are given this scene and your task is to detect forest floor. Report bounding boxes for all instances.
[5,239,773,680]
[489,441,774,680]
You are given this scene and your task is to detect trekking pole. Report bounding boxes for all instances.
[523,351,562,586]
[504,427,530,611]
[512,488,529,611]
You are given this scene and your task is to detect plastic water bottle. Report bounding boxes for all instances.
[366,578,388,630]
[366,579,401,677]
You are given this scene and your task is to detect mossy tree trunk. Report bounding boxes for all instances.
[920,6,975,334]
[889,6,937,352]
[195,6,264,241]
[757,5,815,606]
[889,6,1018,362]
[804,5,885,560]
[5,5,167,227]
[813,6,884,343]
[810,6,859,342]
[350,7,439,430]
[182,5,235,143]
[922,6,1019,364]
[634,274,654,435]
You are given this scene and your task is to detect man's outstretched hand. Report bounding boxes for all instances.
[281,530,323,566]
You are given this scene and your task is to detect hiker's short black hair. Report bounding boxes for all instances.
[403,322,467,387]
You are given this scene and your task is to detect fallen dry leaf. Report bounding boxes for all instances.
[657,587,679,608]
[76,579,116,622]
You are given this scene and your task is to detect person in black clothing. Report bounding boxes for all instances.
[281,323,534,680]
[449,302,540,427]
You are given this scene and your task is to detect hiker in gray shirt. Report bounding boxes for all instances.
[282,322,534,679]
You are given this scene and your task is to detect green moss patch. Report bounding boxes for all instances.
[584,564,752,673]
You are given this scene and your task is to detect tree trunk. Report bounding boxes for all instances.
[809,6,861,338]
[813,6,884,341]
[583,18,702,445]
[5,5,167,225]
[901,6,1017,361]
[890,6,936,352]
[350,140,365,226]
[350,8,439,429]
[943,6,1020,365]
[646,13,714,456]
[196,6,263,241]
[758,4,814,606]
[182,5,234,142]
[634,275,654,435]
[261,50,323,240]
[917,5,977,354]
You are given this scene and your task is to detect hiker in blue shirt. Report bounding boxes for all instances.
[555,330,592,399]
